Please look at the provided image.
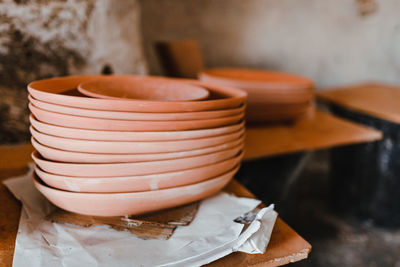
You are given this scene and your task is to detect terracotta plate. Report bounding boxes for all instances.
[199,68,313,88]
[246,93,312,104]
[33,166,238,216]
[34,152,243,192]
[29,103,244,131]
[199,68,314,106]
[31,145,242,177]
[28,95,245,121]
[29,115,244,141]
[28,75,247,112]
[30,126,244,154]
[32,137,244,163]
[77,76,209,101]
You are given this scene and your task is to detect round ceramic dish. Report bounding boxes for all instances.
[246,93,312,104]
[28,75,247,112]
[34,152,243,192]
[31,145,242,177]
[29,115,244,141]
[199,68,314,123]
[200,68,313,105]
[201,77,313,104]
[29,103,244,131]
[28,95,245,121]
[77,77,209,101]
[32,137,244,163]
[246,101,311,111]
[199,68,313,88]
[200,75,313,94]
[246,111,309,122]
[246,105,311,121]
[33,166,237,216]
[30,126,244,154]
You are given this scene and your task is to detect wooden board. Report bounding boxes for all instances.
[244,110,382,160]
[317,82,400,124]
[47,202,199,240]
[0,144,311,267]
[156,39,204,79]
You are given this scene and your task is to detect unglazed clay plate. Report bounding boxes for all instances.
[199,68,313,88]
[34,151,243,192]
[28,95,245,121]
[32,137,244,163]
[28,75,247,112]
[31,145,242,177]
[199,68,313,105]
[199,68,314,123]
[77,77,209,101]
[30,126,244,154]
[29,115,244,141]
[29,103,244,131]
[33,165,238,216]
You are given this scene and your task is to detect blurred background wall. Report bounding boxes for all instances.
[0,0,147,143]
[2,0,400,144]
[140,0,400,88]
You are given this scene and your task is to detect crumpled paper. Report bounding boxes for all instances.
[3,166,277,267]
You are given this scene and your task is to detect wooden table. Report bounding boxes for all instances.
[244,110,382,160]
[316,83,400,227]
[317,82,400,123]
[0,144,311,267]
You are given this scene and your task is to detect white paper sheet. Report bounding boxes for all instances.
[3,166,277,267]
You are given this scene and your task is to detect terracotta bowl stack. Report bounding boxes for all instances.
[199,68,314,123]
[28,75,247,217]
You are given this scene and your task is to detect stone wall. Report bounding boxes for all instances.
[0,0,147,144]
[140,0,400,89]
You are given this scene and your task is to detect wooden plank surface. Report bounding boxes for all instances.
[244,110,382,160]
[317,82,400,124]
[0,144,310,266]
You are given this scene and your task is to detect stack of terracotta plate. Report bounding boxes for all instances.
[199,68,314,123]
[28,75,247,217]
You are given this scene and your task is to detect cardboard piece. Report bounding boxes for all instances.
[46,202,199,240]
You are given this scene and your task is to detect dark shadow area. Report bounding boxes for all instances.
[241,150,400,266]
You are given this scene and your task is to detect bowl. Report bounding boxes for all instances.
[34,151,243,192]
[28,75,247,112]
[31,144,242,177]
[199,68,313,88]
[29,103,244,131]
[77,76,209,101]
[30,126,244,154]
[32,137,244,163]
[29,115,244,141]
[199,68,314,122]
[28,95,245,121]
[33,166,237,216]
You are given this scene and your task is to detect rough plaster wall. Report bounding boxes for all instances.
[0,0,147,144]
[140,0,400,89]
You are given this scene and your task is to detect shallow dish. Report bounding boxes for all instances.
[32,137,244,163]
[199,68,314,122]
[34,152,242,192]
[33,166,237,216]
[28,95,244,121]
[31,145,242,177]
[30,126,244,154]
[28,75,247,112]
[29,103,244,131]
[29,115,244,141]
[77,77,209,101]
[199,68,313,88]
[246,93,312,104]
